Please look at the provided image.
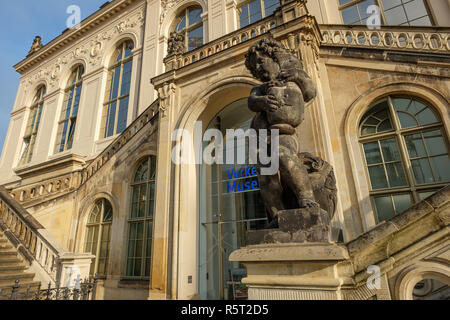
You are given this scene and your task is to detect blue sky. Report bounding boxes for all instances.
[0,0,107,157]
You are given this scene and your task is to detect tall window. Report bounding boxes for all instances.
[56,65,84,153]
[238,0,280,28]
[173,6,204,51]
[84,199,113,277]
[359,95,450,224]
[19,86,46,165]
[338,0,433,26]
[103,40,134,138]
[126,157,156,279]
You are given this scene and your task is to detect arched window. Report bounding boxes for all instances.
[338,0,433,26]
[19,85,46,165]
[84,199,113,277]
[102,40,134,138]
[238,0,280,28]
[56,65,84,153]
[359,95,450,223]
[125,156,156,278]
[173,6,204,51]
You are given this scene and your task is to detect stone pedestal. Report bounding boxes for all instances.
[229,243,353,300]
[247,207,340,245]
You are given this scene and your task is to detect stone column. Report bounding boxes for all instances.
[149,80,177,300]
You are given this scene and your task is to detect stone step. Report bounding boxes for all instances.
[0,257,23,266]
[0,245,14,251]
[0,265,27,274]
[0,281,40,299]
[0,251,18,258]
[0,273,36,287]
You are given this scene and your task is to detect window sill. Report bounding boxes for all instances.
[117,279,150,290]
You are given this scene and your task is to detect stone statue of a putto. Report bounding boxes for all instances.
[245,38,338,243]
[28,36,43,57]
[167,32,185,56]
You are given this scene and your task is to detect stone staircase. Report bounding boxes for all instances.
[0,230,40,298]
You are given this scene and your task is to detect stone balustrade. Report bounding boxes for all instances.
[321,25,450,53]
[79,99,159,186]
[9,171,80,206]
[0,186,93,286]
[164,15,277,71]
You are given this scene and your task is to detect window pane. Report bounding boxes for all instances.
[249,0,262,24]
[393,98,411,111]
[416,107,437,125]
[368,165,388,189]
[374,196,395,222]
[398,112,418,128]
[405,133,427,158]
[404,0,428,21]
[105,101,117,138]
[264,0,280,16]
[386,162,407,187]
[341,5,359,24]
[429,156,450,182]
[381,0,402,10]
[109,66,121,100]
[393,194,412,215]
[188,7,202,26]
[120,61,132,97]
[363,142,382,165]
[380,139,401,162]
[188,26,203,51]
[358,0,376,20]
[385,6,408,25]
[240,5,250,27]
[411,158,434,184]
[175,15,186,32]
[72,85,82,116]
[116,96,129,134]
[423,130,447,156]
[418,190,437,201]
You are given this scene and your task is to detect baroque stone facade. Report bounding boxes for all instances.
[0,0,449,300]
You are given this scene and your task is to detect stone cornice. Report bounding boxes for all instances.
[14,0,142,75]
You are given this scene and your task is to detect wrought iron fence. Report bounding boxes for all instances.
[0,276,98,301]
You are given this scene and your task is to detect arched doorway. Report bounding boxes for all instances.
[198,98,267,300]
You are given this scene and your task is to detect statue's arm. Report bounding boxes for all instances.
[248,87,279,112]
[280,66,317,103]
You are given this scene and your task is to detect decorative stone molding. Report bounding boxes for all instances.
[160,0,183,25]
[158,83,176,118]
[321,25,450,53]
[21,5,145,93]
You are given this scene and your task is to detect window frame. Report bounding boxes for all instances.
[84,199,113,278]
[56,65,84,153]
[124,156,157,280]
[237,0,280,28]
[359,95,449,224]
[103,40,134,139]
[173,6,204,52]
[19,85,46,166]
[337,0,435,26]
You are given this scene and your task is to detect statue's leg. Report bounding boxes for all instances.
[258,173,285,222]
[278,135,317,208]
[253,113,285,222]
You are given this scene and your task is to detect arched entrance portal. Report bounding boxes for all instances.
[199,98,267,300]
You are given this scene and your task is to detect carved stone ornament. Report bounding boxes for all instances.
[158,82,176,118]
[27,36,44,57]
[245,38,338,244]
[167,32,186,56]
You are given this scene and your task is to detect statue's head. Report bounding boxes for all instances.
[245,38,287,82]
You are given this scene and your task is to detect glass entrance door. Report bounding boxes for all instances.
[199,99,267,300]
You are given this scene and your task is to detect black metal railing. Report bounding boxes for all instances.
[0,276,98,301]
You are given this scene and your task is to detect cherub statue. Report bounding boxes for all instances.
[167,32,186,56]
[27,36,43,57]
[245,38,336,227]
